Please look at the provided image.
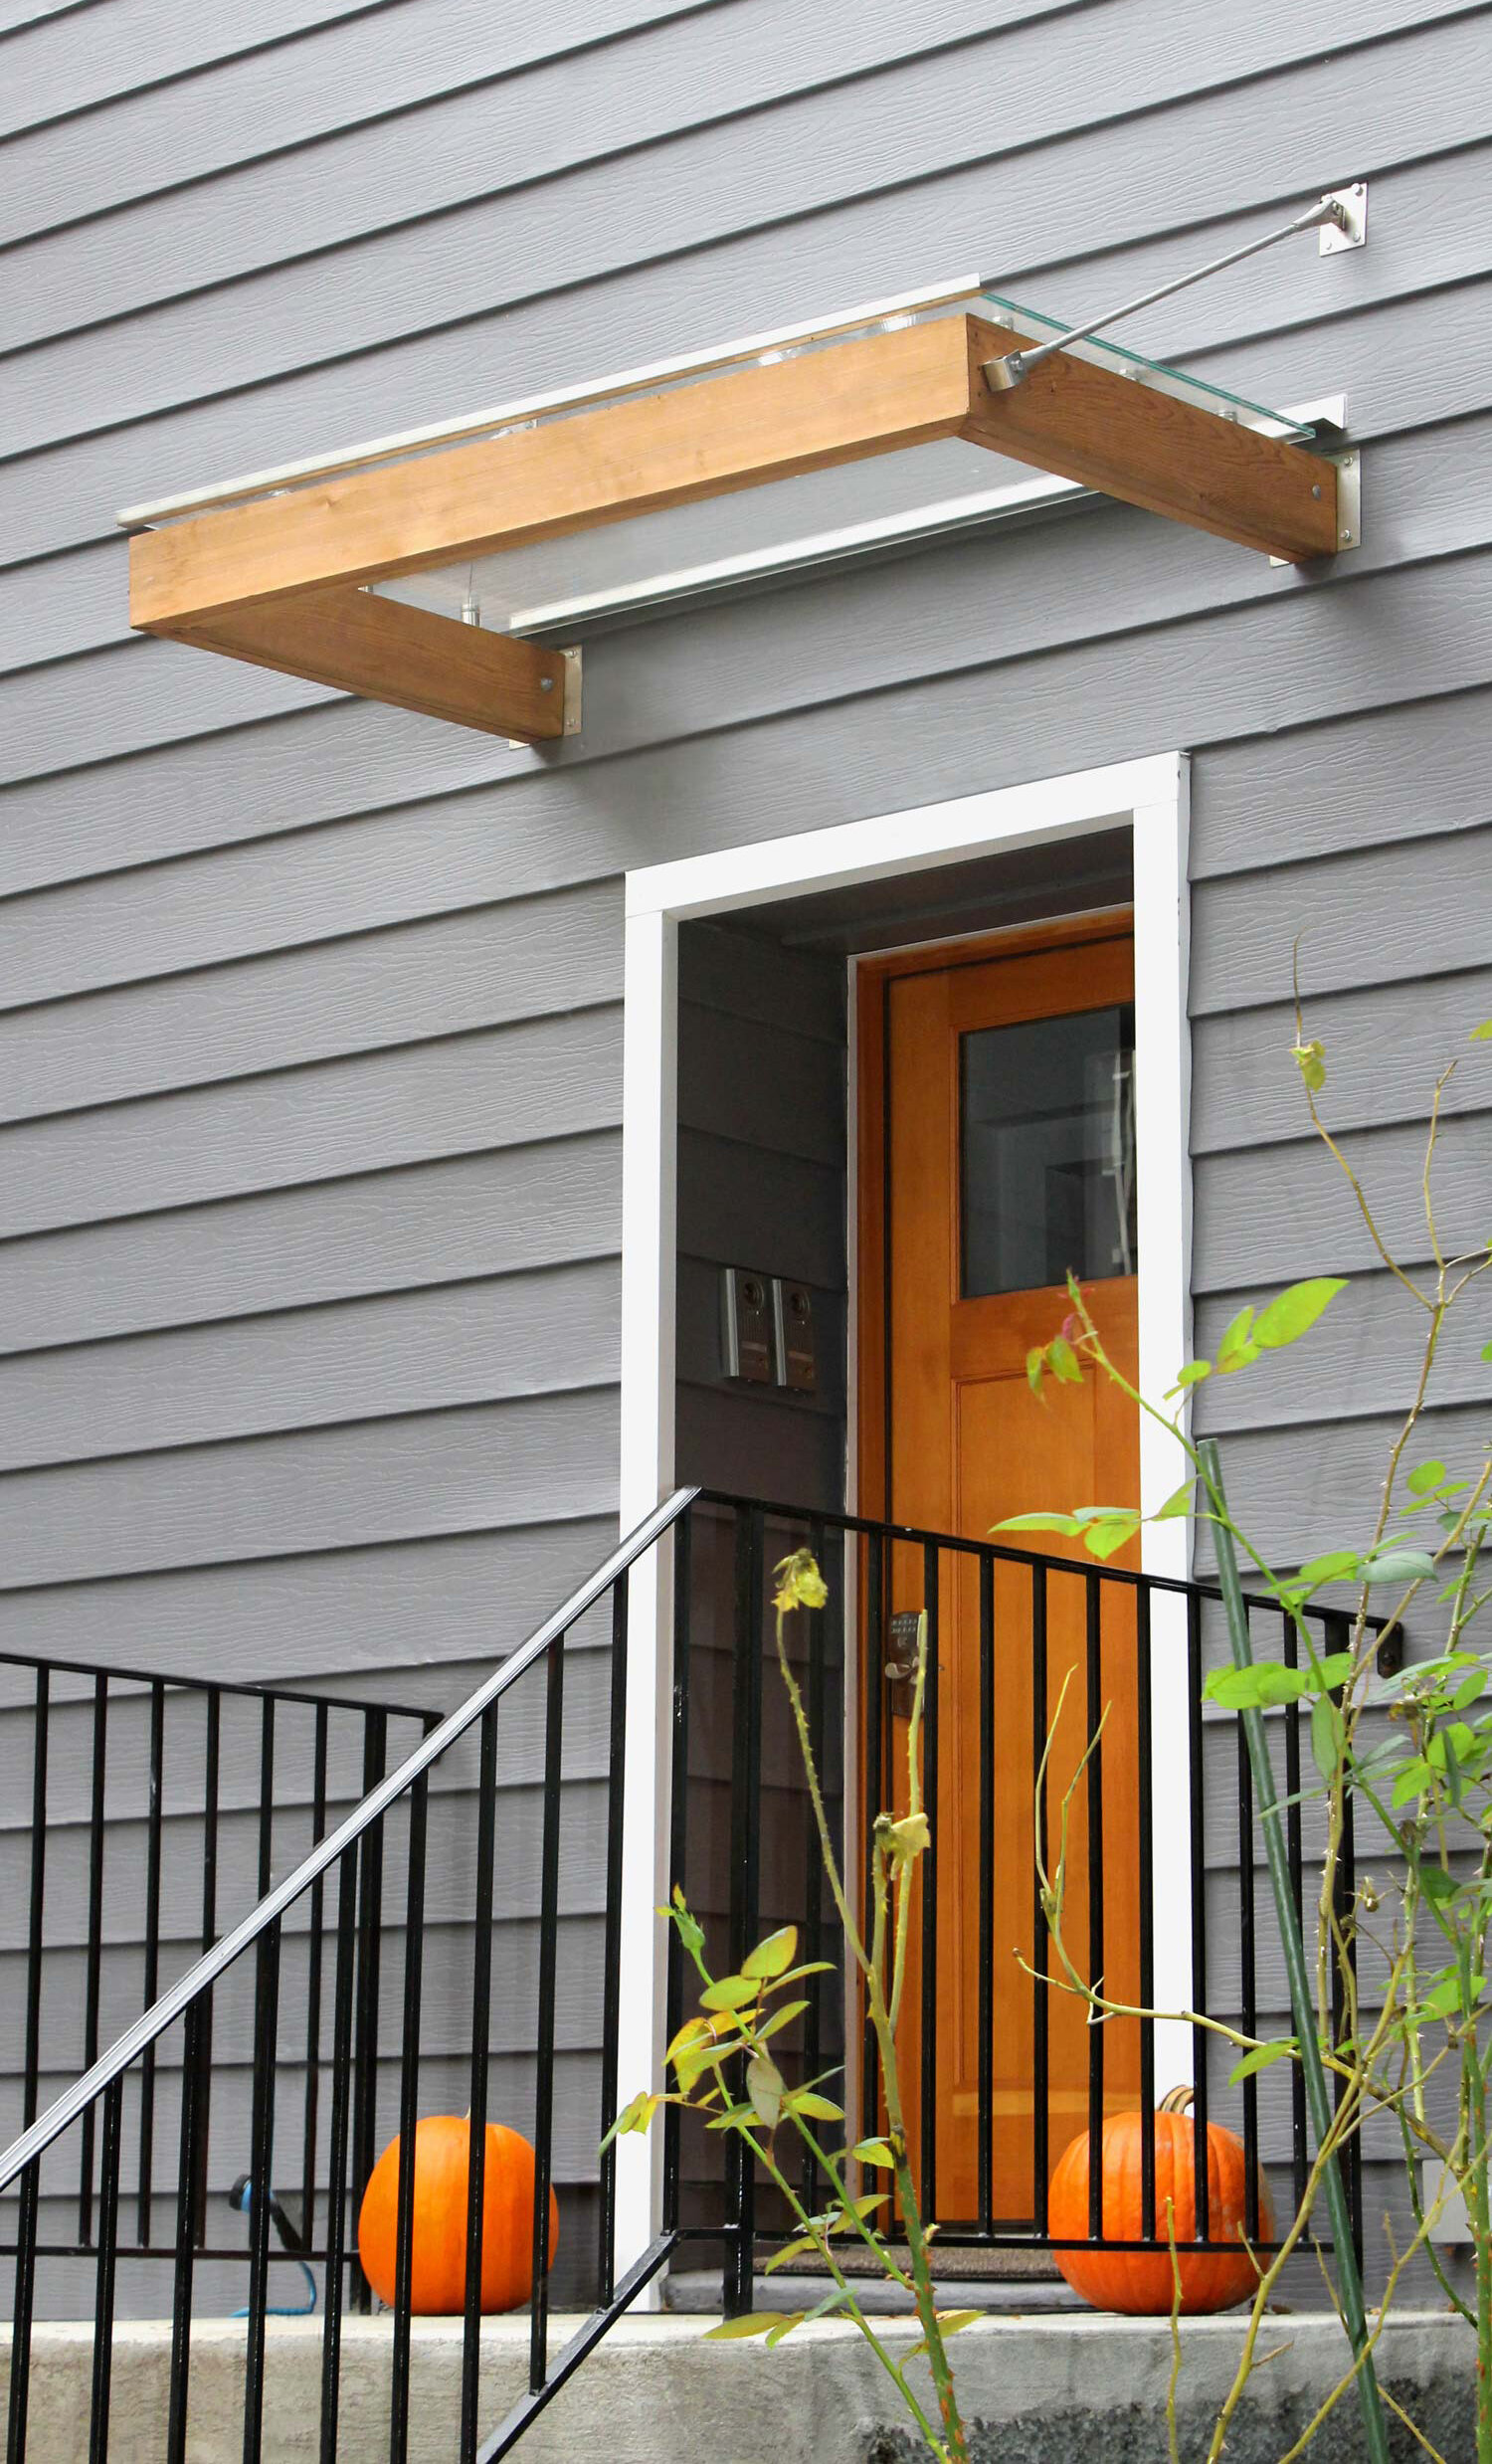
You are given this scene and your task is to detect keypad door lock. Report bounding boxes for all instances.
[885,1611,922,1687]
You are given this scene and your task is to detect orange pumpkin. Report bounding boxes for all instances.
[357,2117,559,2315]
[1048,2086,1272,2315]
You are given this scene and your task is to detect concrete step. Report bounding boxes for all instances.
[0,2307,1474,2462]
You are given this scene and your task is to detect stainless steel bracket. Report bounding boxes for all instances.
[1319,182,1368,255]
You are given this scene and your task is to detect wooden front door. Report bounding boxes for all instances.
[857,915,1144,2223]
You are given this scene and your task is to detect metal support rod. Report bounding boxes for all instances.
[1198,1441,1389,2464]
[983,195,1350,391]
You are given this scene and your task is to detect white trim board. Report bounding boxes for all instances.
[615,752,1195,2272]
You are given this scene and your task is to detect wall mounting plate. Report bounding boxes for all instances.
[1320,182,1368,254]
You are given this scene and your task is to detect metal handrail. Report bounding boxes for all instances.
[0,1483,698,2198]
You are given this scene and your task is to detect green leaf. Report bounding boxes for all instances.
[1252,1277,1348,1352]
[1216,1304,1258,1374]
[1290,1038,1327,1093]
[934,2311,985,2340]
[1293,1550,1361,1592]
[763,2237,818,2275]
[785,2091,844,2122]
[1361,1548,1435,1588]
[701,1975,759,2012]
[1417,1865,1460,1904]
[703,2312,796,2342]
[600,2090,660,2152]
[1082,1513,1141,1561]
[1205,1663,1308,1710]
[743,1926,798,1981]
[1026,1345,1044,1395]
[1392,1758,1434,1808]
[1314,1651,1357,1692]
[1228,2039,1297,2085]
[1482,1340,1492,1367]
[1156,1481,1194,1521]
[755,1999,811,2043]
[747,2052,785,2131]
[1046,1334,1082,1385]
[992,1512,1082,1536]
[801,2287,852,2327]
[1452,1672,1488,1712]
[850,2138,897,2169]
[1407,1460,1449,1496]
[763,2312,807,2348]
[1172,1359,1212,1390]
[830,2193,888,2231]
[665,1893,706,1963]
[1471,1022,1492,1042]
[1311,1694,1344,1782]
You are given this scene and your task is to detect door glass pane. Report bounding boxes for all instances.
[960,1005,1137,1297]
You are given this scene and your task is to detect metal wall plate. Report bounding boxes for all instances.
[560,645,583,736]
[1270,448,1360,565]
[1320,182,1368,254]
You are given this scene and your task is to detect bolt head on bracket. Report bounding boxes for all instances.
[1320,182,1368,254]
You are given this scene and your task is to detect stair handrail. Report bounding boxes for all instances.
[0,1483,699,2198]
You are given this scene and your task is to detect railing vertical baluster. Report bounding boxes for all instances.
[1186,1592,1210,2241]
[80,1672,108,2245]
[138,1680,166,2248]
[463,1705,499,2464]
[1136,1585,1156,2244]
[301,1702,330,2257]
[22,1669,48,2139]
[352,1708,389,2311]
[919,1543,940,2220]
[390,1778,429,2464]
[166,2002,204,2464]
[1084,1572,1104,2242]
[258,1699,277,1897]
[319,1853,360,2464]
[8,2158,41,2464]
[243,1918,282,2464]
[861,1531,885,2172]
[1282,1613,1308,2209]
[661,1508,693,2240]
[1029,1561,1050,2239]
[597,1580,629,2304]
[977,1551,995,2237]
[1326,1610,1364,2257]
[724,1507,763,2315]
[89,2075,124,2464]
[1237,1670,1260,2242]
[801,1518,828,2212]
[529,1635,567,2393]
[194,1690,221,2249]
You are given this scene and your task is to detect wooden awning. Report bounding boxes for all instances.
[124,296,1346,746]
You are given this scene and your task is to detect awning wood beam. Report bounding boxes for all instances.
[129,313,1341,741]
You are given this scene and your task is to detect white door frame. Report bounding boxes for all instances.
[613,751,1195,2274]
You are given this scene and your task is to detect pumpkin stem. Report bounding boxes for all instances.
[1159,2085,1195,2116]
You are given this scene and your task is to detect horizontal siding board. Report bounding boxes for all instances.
[10,404,1489,786]
[0,1516,616,1683]
[3,0,1086,336]
[1193,974,1492,1156]
[0,1256,621,1470]
[0,1132,621,1354]
[1194,1113,1490,1291]
[0,0,386,134]
[677,1004,844,1167]
[0,0,728,239]
[0,879,622,1115]
[677,920,845,1047]
[1193,1401,1488,1574]
[1191,677,1492,880]
[0,1383,620,1587]
[677,1131,845,1293]
[1194,1269,1491,1433]
[4,113,1482,571]
[1190,825,1492,1019]
[4,14,1483,465]
[0,1003,622,1237]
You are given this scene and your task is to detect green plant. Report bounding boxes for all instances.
[1006,997,1492,2461]
[606,1551,974,2462]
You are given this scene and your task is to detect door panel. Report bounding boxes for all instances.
[858,916,1142,2223]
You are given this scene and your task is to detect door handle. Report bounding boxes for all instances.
[884,1610,922,1686]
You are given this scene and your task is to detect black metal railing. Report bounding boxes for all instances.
[0,1484,1378,2464]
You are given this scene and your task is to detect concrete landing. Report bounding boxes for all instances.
[0,2307,1475,2461]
